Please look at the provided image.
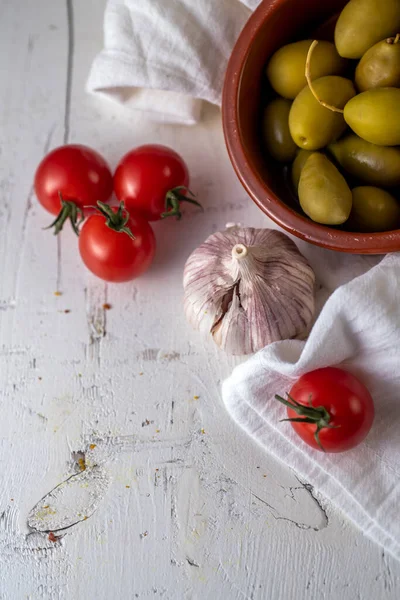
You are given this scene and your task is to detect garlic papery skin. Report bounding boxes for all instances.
[183,228,315,355]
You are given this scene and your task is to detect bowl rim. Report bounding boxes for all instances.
[222,0,400,254]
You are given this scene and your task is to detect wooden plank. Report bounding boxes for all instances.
[0,0,399,598]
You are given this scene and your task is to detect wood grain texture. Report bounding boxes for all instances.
[0,1,399,598]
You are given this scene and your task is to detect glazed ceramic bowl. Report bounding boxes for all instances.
[222,0,400,254]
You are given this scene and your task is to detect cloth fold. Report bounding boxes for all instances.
[222,251,400,561]
[87,0,253,124]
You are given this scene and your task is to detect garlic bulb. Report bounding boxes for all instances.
[183,227,315,355]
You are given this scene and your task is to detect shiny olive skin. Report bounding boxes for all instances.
[328,134,400,187]
[350,186,400,232]
[344,88,400,146]
[262,98,297,162]
[355,36,400,91]
[335,0,400,59]
[291,150,314,192]
[289,76,356,150]
[266,40,346,99]
[299,153,352,225]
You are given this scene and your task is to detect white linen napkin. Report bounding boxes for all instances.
[222,250,400,562]
[86,0,255,124]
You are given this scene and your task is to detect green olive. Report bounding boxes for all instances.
[355,35,400,91]
[299,153,352,225]
[334,0,400,59]
[328,134,400,187]
[291,150,314,192]
[350,186,400,231]
[289,76,356,150]
[344,88,400,146]
[266,40,346,99]
[262,98,297,162]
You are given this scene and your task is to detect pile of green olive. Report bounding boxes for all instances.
[262,0,400,233]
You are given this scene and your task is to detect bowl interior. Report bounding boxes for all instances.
[224,0,400,254]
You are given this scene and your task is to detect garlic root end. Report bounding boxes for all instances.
[232,244,248,259]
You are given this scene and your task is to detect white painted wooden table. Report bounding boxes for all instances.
[1,1,399,598]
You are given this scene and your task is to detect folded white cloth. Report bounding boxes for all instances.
[222,250,400,561]
[87,0,255,124]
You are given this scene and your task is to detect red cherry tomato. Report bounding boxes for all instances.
[275,367,375,453]
[34,144,113,234]
[79,203,156,283]
[114,144,200,221]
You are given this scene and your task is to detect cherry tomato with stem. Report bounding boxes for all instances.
[113,144,202,221]
[79,202,156,283]
[34,144,113,234]
[275,367,374,452]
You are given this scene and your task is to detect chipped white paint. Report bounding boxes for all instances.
[0,0,399,598]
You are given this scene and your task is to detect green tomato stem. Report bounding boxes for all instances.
[161,186,203,220]
[44,192,84,236]
[93,201,135,240]
[275,393,340,451]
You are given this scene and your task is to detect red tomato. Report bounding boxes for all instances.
[79,203,156,283]
[114,144,200,221]
[275,367,375,453]
[34,144,113,234]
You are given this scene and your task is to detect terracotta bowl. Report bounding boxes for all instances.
[222,0,400,254]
